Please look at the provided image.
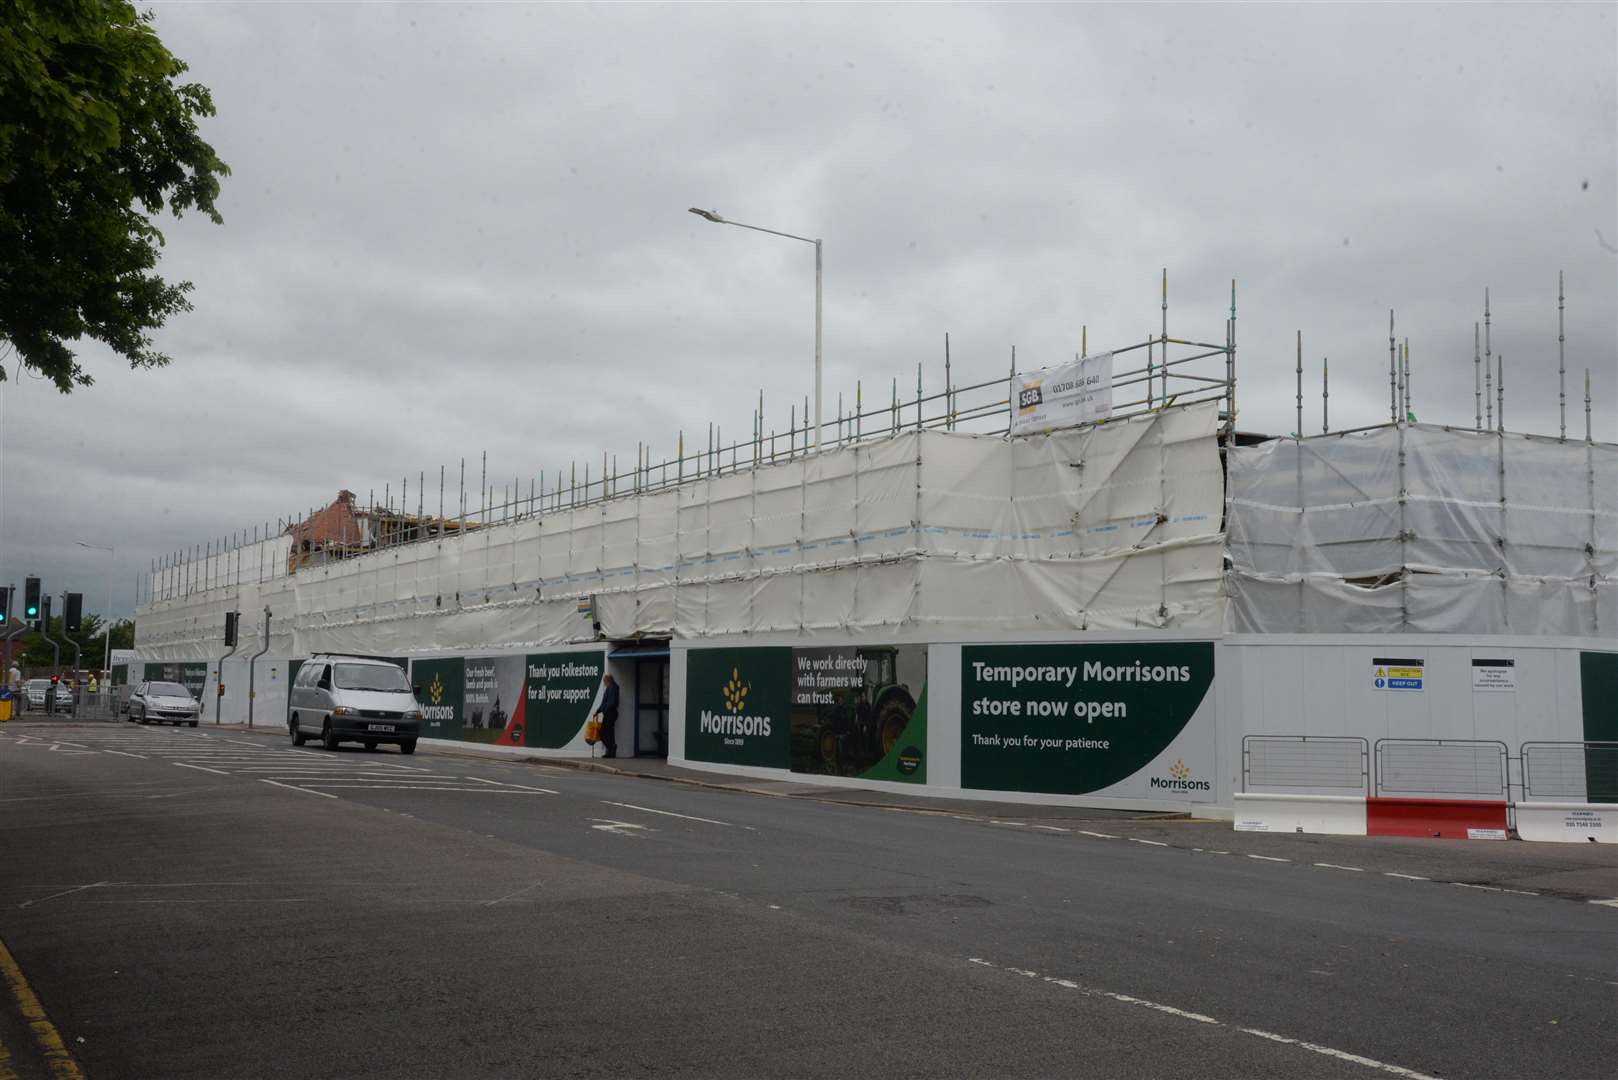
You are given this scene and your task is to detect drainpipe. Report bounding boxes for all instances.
[245,607,272,729]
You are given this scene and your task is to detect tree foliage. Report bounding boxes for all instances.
[0,1,228,391]
[16,613,130,670]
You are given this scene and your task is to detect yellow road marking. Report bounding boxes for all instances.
[0,936,85,1079]
[0,1031,18,1080]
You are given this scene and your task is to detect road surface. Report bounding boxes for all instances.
[0,719,1613,1079]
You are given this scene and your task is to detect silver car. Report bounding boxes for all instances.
[287,656,421,753]
[129,680,201,726]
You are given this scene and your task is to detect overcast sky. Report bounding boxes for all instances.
[1,2,1613,619]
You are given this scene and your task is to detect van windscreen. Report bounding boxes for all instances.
[333,664,410,693]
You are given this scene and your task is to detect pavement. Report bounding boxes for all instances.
[0,715,1613,1079]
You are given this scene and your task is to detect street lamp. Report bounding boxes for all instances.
[75,541,113,685]
[688,207,824,450]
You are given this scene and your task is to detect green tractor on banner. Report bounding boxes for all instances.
[817,647,916,775]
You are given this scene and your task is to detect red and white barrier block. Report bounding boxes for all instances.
[1514,802,1618,844]
[1236,793,1616,842]
[1234,793,1366,835]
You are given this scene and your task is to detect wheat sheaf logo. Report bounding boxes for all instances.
[1169,759,1191,781]
[721,668,749,714]
[428,673,445,706]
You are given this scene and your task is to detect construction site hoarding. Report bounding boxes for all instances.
[959,641,1216,801]
[682,643,929,782]
[405,649,606,750]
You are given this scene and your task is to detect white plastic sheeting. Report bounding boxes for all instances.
[135,401,1225,658]
[1228,425,1617,634]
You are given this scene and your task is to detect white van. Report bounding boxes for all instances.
[287,655,422,753]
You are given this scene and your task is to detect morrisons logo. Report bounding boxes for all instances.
[699,667,772,738]
[421,672,454,722]
[1149,759,1210,792]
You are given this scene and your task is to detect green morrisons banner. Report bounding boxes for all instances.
[685,647,793,768]
[409,652,605,748]
[525,651,606,749]
[685,644,928,780]
[961,642,1216,799]
[412,657,465,741]
[788,645,928,784]
[143,662,207,700]
[1581,651,1618,803]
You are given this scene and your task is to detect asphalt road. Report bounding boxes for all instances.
[0,719,1613,1080]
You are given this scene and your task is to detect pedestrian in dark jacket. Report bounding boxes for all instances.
[599,674,620,758]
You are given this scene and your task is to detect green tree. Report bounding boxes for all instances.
[16,612,130,670]
[0,1,228,391]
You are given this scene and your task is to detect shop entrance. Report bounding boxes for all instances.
[608,643,669,758]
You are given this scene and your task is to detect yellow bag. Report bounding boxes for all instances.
[584,716,602,745]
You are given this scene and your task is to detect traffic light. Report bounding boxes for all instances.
[24,577,40,625]
[0,584,10,624]
[50,674,59,685]
[65,593,83,633]
[40,594,51,629]
[224,611,238,647]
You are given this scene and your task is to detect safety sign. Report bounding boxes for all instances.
[1372,657,1424,691]
[1471,658,1516,692]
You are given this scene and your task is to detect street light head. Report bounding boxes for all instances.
[688,207,725,224]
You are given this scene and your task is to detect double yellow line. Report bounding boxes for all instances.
[0,936,85,1079]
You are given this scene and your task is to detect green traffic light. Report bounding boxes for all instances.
[26,605,37,617]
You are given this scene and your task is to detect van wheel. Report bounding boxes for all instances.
[322,721,339,751]
[362,740,377,751]
[290,717,306,746]
[399,740,417,755]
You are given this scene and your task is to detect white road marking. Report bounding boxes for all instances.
[18,882,111,909]
[101,750,148,760]
[1030,825,1070,832]
[601,801,751,829]
[173,762,230,776]
[1130,838,1169,847]
[484,880,545,906]
[1384,872,1429,881]
[464,776,559,794]
[259,779,337,798]
[589,818,651,838]
[1589,898,1618,908]
[1450,883,1500,892]
[296,784,548,793]
[1078,830,1119,839]
[1239,1027,1439,1080]
[967,957,1437,1080]
[1314,863,1365,872]
[1248,854,1290,862]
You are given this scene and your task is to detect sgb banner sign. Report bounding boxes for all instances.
[1010,352,1113,436]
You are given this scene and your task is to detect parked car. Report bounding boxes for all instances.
[128,681,201,726]
[23,679,50,710]
[288,655,421,753]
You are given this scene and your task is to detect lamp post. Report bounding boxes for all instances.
[75,541,113,688]
[688,207,824,450]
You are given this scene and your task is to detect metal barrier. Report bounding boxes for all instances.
[1373,739,1509,800]
[1242,735,1369,795]
[1521,741,1618,803]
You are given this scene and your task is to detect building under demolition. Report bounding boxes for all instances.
[131,292,1616,837]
